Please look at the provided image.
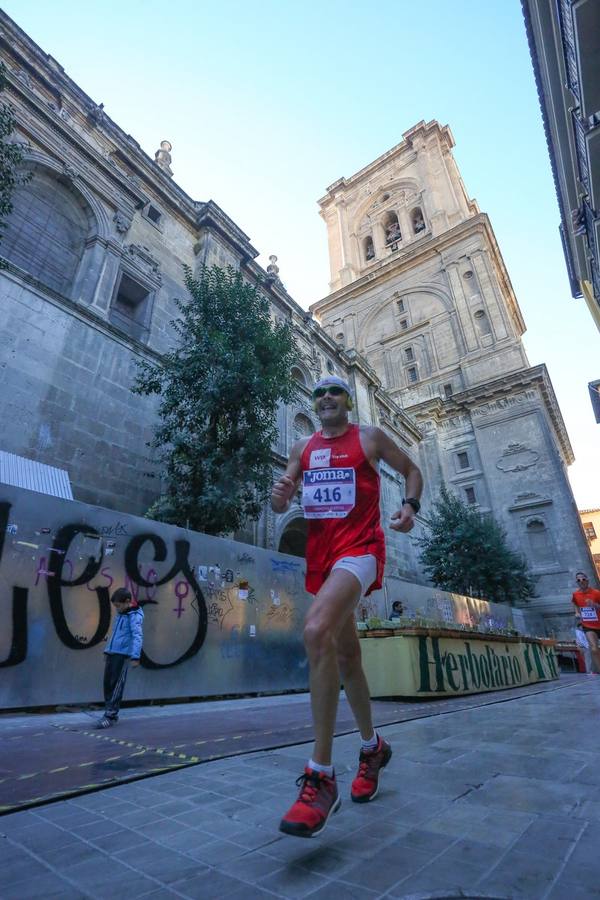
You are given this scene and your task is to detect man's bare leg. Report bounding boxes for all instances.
[336,613,375,741]
[585,630,600,672]
[303,569,362,766]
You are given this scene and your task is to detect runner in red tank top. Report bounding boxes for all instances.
[272,375,423,838]
[301,423,385,596]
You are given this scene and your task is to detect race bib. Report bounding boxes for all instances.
[302,468,355,519]
[581,606,599,622]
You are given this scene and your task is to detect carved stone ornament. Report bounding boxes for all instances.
[15,67,32,88]
[113,210,132,234]
[124,243,162,285]
[86,102,105,126]
[472,390,537,418]
[61,162,79,181]
[309,347,323,378]
[496,442,539,473]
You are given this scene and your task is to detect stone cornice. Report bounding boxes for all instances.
[1,11,258,261]
[7,71,150,210]
[407,365,574,465]
[196,200,258,261]
[318,120,454,206]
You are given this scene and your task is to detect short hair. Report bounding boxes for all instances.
[111,587,132,604]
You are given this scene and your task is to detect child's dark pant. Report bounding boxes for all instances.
[103,653,129,720]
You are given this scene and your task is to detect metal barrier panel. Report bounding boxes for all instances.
[0,486,311,708]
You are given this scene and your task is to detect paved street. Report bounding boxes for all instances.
[1,681,571,814]
[2,674,600,898]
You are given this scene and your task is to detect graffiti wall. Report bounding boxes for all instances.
[0,485,311,708]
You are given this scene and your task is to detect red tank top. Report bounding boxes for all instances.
[300,424,385,595]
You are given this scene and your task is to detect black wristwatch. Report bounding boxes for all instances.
[402,497,421,514]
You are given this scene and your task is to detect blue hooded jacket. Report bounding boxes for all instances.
[105,606,144,659]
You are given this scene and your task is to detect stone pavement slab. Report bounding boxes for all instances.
[0,678,573,814]
[1,676,600,898]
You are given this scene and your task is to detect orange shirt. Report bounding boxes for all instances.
[572,588,600,629]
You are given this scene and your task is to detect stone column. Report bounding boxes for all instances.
[335,198,356,286]
[412,135,448,234]
[372,221,386,258]
[71,237,109,307]
[398,207,412,244]
[470,250,509,340]
[349,233,361,272]
[445,262,478,353]
[90,243,122,313]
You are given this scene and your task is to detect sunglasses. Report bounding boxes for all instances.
[313,386,346,399]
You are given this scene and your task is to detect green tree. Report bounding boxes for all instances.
[416,484,536,604]
[0,62,31,266]
[133,264,299,535]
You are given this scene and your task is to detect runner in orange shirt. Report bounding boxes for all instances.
[571,571,600,674]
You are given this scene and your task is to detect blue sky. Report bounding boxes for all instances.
[4,0,598,507]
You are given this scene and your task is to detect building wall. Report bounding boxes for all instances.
[579,508,600,578]
[0,12,425,585]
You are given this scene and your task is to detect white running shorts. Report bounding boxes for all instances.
[331,554,377,597]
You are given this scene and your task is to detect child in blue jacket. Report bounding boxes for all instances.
[97,587,144,728]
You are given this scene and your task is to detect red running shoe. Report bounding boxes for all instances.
[279,767,340,838]
[351,736,392,803]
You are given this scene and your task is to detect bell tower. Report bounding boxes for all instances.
[311,120,592,620]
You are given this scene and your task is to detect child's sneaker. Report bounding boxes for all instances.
[351,736,392,803]
[279,767,340,838]
[96,717,114,729]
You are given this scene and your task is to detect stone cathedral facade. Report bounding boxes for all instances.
[311,120,594,621]
[0,11,593,627]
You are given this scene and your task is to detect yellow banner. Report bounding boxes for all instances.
[360,634,558,698]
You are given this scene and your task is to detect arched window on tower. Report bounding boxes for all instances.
[383,211,401,246]
[473,309,492,336]
[2,168,91,297]
[526,518,554,565]
[410,207,426,235]
[293,413,315,441]
[291,366,307,386]
[364,235,375,262]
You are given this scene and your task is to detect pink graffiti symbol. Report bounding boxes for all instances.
[144,567,158,603]
[173,580,189,617]
[34,557,53,586]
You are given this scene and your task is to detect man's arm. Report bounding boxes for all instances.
[363,426,423,533]
[271,439,307,513]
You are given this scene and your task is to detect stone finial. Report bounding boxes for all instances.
[266,254,280,280]
[154,140,173,177]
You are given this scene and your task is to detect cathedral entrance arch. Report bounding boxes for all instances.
[278,515,307,559]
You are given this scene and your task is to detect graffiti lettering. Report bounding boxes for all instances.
[124,534,207,668]
[0,506,207,669]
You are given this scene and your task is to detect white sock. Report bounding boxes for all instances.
[361,732,378,751]
[308,759,334,778]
